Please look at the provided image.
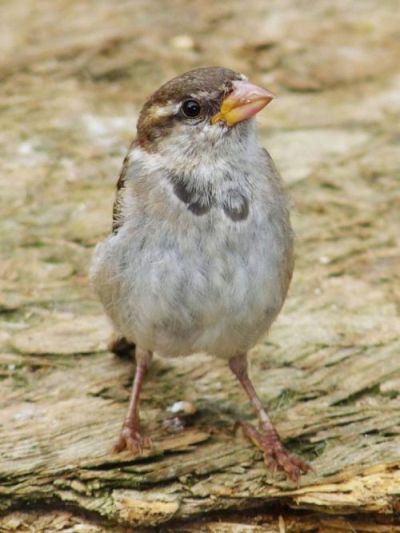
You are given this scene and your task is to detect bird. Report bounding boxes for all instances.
[90,66,311,483]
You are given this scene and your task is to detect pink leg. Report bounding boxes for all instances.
[113,348,153,454]
[229,353,312,483]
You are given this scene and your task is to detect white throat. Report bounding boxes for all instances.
[131,119,261,191]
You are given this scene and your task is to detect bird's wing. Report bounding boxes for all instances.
[112,140,136,234]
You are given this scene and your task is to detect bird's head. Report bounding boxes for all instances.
[137,67,273,164]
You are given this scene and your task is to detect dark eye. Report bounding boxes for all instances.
[181,99,201,118]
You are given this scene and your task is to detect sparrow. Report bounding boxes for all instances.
[90,67,311,482]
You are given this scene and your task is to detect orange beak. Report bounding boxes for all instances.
[211,80,274,127]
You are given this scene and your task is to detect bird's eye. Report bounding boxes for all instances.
[181,99,201,118]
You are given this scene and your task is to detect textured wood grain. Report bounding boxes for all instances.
[1,0,400,530]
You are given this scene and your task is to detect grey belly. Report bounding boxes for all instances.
[91,221,286,359]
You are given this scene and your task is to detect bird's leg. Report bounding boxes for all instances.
[113,348,153,454]
[229,353,311,483]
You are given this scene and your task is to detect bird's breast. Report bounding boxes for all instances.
[91,190,292,358]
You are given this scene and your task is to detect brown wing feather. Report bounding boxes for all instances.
[112,140,136,234]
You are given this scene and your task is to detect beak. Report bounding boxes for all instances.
[211,80,274,127]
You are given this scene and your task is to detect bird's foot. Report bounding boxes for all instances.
[237,420,312,484]
[113,420,152,454]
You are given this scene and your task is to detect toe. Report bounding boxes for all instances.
[275,447,312,484]
[291,454,313,474]
[112,425,151,455]
[235,419,313,482]
[263,450,278,474]
[112,435,127,453]
[142,435,152,449]
[125,435,142,454]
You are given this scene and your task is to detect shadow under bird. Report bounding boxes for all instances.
[90,66,311,483]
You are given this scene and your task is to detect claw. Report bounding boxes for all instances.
[237,420,312,483]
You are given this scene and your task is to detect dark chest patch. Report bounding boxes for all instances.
[172,179,214,216]
[222,191,249,221]
[170,173,249,221]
